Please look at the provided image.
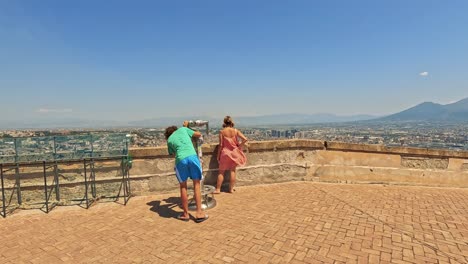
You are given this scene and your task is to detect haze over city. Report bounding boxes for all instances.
[1,0,468,125]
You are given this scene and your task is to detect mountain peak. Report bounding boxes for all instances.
[379,97,468,122]
[420,101,440,105]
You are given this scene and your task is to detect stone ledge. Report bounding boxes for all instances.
[129,139,324,158]
[130,139,468,159]
[129,147,169,158]
[325,141,468,158]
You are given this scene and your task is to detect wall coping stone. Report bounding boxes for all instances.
[130,139,468,159]
[326,141,468,158]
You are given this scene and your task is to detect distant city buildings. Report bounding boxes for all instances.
[1,122,467,151]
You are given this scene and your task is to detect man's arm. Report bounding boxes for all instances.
[183,125,201,138]
[167,143,175,156]
[192,131,202,138]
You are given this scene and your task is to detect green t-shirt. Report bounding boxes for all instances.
[167,127,196,165]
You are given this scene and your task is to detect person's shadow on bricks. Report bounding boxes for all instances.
[147,197,180,219]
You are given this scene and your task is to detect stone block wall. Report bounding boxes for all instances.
[128,139,468,195]
[2,139,468,208]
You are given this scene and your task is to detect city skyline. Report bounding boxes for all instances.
[1,1,468,122]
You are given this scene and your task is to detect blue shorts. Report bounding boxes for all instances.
[175,155,202,183]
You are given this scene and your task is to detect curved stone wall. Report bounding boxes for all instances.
[2,139,468,207]
[128,139,468,195]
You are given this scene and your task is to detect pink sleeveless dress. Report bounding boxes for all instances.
[219,132,247,171]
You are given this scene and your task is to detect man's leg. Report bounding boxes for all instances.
[179,181,189,219]
[188,155,208,222]
[192,179,205,218]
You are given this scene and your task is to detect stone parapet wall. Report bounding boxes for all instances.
[128,139,468,195]
[325,141,468,159]
[2,139,468,207]
[127,140,324,195]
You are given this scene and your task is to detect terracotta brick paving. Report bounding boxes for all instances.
[1,182,468,263]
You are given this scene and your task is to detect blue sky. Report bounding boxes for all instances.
[1,0,467,122]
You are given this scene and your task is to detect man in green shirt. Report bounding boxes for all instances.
[165,122,209,223]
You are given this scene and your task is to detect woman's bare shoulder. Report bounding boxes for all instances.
[222,127,237,137]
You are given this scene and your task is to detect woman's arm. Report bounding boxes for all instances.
[237,129,248,148]
[217,131,223,161]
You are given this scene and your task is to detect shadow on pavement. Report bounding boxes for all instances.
[146,197,180,219]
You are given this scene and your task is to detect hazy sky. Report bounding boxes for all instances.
[1,0,467,122]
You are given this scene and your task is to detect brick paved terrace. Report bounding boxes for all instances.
[1,182,468,263]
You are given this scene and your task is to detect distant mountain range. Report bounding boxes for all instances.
[1,97,467,129]
[235,113,377,126]
[377,97,468,122]
[127,114,377,127]
[0,113,377,129]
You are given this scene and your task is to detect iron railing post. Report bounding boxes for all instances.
[1,164,6,218]
[43,161,49,213]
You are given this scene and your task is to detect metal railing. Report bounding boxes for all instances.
[0,133,132,217]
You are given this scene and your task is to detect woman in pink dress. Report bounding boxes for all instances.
[215,116,248,193]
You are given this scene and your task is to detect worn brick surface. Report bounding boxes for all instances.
[1,182,468,263]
